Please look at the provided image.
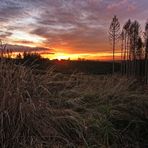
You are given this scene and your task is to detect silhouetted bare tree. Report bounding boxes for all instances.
[129,21,141,76]
[121,30,124,74]
[144,21,148,83]
[109,15,120,74]
[0,39,7,58]
[122,19,131,75]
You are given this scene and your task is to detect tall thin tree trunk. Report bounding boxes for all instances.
[121,36,124,74]
[113,35,115,74]
[126,38,130,76]
[145,52,148,84]
[123,37,127,75]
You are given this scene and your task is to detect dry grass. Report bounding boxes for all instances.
[0,60,148,148]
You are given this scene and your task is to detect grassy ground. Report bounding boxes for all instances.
[0,61,148,148]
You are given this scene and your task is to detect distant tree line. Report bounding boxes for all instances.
[109,16,148,83]
[0,42,120,74]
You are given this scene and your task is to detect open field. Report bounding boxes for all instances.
[0,61,148,148]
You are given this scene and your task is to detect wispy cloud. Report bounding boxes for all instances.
[0,0,147,58]
[5,44,51,53]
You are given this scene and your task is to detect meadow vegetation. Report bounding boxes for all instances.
[0,59,148,148]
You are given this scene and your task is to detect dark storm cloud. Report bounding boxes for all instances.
[0,0,148,54]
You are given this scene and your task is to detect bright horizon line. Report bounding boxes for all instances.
[2,41,121,61]
[9,50,121,61]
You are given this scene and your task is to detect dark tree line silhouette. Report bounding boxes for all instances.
[109,16,148,83]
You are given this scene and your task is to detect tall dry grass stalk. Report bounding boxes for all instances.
[0,61,86,148]
[0,60,148,147]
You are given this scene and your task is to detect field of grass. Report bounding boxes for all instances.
[0,60,148,148]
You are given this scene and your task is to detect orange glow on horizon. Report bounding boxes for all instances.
[4,36,122,61]
[2,49,122,61]
[41,52,121,61]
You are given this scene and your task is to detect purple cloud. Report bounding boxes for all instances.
[0,0,147,56]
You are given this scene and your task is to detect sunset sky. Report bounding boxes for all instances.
[0,0,148,60]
